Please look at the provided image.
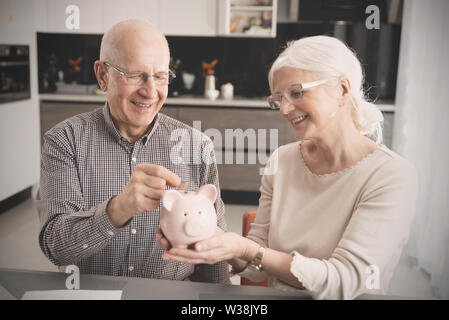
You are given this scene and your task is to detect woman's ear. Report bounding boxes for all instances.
[340,77,351,96]
[94,60,108,91]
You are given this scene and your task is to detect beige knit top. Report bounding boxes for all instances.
[239,141,418,299]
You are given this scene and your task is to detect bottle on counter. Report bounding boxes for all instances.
[221,83,234,100]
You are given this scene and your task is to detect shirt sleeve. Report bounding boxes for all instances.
[37,129,130,266]
[189,137,230,284]
[289,158,419,299]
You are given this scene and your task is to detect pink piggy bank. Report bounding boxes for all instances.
[160,184,218,249]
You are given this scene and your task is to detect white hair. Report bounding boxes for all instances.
[268,35,383,144]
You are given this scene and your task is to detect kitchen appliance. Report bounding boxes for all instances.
[0,45,30,103]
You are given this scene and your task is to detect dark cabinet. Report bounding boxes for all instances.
[40,101,103,145]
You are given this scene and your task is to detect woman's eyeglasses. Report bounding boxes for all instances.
[267,78,338,110]
[103,61,176,86]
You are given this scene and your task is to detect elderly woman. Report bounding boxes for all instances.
[158,36,418,299]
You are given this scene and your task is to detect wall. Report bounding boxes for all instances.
[0,0,45,200]
[392,0,449,298]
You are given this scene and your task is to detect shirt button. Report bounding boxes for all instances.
[82,244,88,249]
[128,266,134,272]
[131,228,137,234]
[131,157,137,163]
[107,230,114,236]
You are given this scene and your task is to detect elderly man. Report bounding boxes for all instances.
[37,19,229,284]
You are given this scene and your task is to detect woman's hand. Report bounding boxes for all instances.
[155,227,172,251]
[159,227,250,265]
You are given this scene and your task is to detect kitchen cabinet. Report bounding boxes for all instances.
[46,0,103,33]
[176,106,291,151]
[45,0,158,33]
[159,0,217,36]
[218,0,278,38]
[217,151,263,191]
[159,106,179,120]
[43,0,218,36]
[40,101,103,144]
[168,105,291,192]
[40,100,394,193]
[102,0,159,32]
[40,101,179,145]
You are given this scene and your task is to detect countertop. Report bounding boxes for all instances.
[0,267,413,300]
[39,93,396,112]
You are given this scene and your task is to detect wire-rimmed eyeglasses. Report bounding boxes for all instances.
[267,78,338,110]
[103,61,176,86]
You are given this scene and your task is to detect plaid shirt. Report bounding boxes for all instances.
[37,103,230,284]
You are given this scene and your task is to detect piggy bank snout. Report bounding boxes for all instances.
[184,219,208,237]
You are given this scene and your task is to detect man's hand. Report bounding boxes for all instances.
[107,163,182,227]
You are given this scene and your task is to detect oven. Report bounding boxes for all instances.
[0,44,31,103]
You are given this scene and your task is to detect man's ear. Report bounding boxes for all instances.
[94,60,108,91]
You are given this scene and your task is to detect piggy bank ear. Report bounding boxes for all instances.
[197,184,217,203]
[162,189,183,211]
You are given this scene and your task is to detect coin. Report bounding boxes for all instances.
[178,180,188,191]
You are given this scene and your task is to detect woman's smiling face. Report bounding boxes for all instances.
[272,67,343,141]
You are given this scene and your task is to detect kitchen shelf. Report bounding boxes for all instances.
[230,6,273,11]
[218,0,278,38]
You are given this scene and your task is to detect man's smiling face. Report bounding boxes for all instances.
[97,20,170,141]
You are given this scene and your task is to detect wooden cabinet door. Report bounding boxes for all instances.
[159,0,217,36]
[217,150,265,191]
[40,101,103,144]
[102,0,159,32]
[177,106,285,152]
[159,106,179,121]
[46,0,103,33]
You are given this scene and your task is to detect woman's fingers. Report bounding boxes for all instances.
[155,228,171,250]
[161,232,245,264]
[163,248,230,265]
[195,232,241,255]
[162,252,205,265]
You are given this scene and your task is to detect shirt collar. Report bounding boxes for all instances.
[102,102,160,146]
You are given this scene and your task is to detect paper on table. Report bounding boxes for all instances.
[0,284,17,300]
[21,289,122,300]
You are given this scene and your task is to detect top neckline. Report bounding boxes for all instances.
[297,140,384,178]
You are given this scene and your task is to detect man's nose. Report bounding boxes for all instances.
[139,76,158,96]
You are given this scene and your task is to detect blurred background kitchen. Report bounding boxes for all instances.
[0,0,448,299]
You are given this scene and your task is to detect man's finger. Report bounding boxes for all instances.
[137,164,181,187]
[142,176,167,190]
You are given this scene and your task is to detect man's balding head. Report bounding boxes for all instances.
[94,19,171,143]
[100,19,169,65]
